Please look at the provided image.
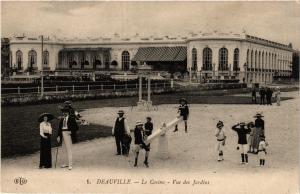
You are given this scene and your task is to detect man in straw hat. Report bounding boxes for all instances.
[232,122,251,164]
[215,121,226,162]
[174,98,189,133]
[112,110,130,155]
[57,106,78,170]
[133,121,150,168]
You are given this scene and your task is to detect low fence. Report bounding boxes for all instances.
[1,82,171,96]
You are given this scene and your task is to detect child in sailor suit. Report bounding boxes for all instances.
[258,135,268,166]
[215,121,226,162]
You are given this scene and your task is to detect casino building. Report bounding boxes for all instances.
[8,31,293,83]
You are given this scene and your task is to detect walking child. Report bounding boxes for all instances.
[133,122,150,168]
[258,135,268,167]
[174,98,189,133]
[215,121,226,162]
[232,122,251,164]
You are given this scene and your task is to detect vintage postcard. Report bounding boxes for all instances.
[1,1,300,193]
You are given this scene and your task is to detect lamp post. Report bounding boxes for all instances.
[40,35,44,97]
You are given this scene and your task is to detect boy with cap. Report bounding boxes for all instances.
[174,98,189,133]
[232,122,251,164]
[133,121,150,168]
[112,110,130,155]
[258,135,268,167]
[215,121,226,162]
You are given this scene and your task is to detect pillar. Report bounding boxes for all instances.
[147,75,151,102]
[139,74,142,102]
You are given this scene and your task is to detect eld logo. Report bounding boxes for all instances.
[14,177,27,185]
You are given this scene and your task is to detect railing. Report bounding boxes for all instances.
[1,82,172,96]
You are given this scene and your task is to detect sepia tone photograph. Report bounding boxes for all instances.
[1,1,300,193]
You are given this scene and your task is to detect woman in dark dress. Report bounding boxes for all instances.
[251,113,265,153]
[39,115,53,168]
[232,122,251,164]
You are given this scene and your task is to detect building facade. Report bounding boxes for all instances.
[8,31,293,83]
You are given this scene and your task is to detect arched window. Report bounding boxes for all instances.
[218,47,228,70]
[16,50,23,70]
[191,48,197,71]
[43,51,49,67]
[262,52,264,70]
[258,51,261,69]
[246,49,249,66]
[203,47,212,70]
[269,54,271,70]
[28,50,37,69]
[250,50,253,68]
[233,48,239,71]
[254,50,257,69]
[122,51,130,70]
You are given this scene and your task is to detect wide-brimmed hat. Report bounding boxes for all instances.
[216,121,224,128]
[135,121,143,126]
[254,113,264,118]
[38,113,55,123]
[179,98,188,104]
[117,110,125,114]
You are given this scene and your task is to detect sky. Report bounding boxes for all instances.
[1,1,300,49]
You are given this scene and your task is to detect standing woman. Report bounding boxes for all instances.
[251,113,265,153]
[38,113,54,169]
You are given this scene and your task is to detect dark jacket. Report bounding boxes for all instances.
[259,89,266,97]
[58,115,79,143]
[144,122,153,136]
[255,118,265,135]
[232,124,251,144]
[114,117,125,137]
[179,104,189,120]
[134,127,145,145]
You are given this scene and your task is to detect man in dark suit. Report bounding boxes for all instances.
[112,110,130,155]
[57,106,79,170]
[265,87,273,105]
[259,87,266,105]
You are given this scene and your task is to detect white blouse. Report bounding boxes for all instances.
[40,121,52,136]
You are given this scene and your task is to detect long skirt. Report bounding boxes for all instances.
[251,128,262,150]
[39,134,52,168]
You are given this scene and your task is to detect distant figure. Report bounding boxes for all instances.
[232,122,251,164]
[258,135,268,167]
[112,110,130,155]
[251,87,257,104]
[275,87,281,106]
[174,98,189,133]
[39,114,53,169]
[265,87,273,105]
[215,121,226,162]
[133,121,150,168]
[259,87,266,105]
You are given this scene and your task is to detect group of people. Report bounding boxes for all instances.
[252,86,281,106]
[39,101,79,170]
[215,113,268,167]
[111,98,190,168]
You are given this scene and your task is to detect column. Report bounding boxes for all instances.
[139,74,142,102]
[147,75,151,102]
[212,47,219,76]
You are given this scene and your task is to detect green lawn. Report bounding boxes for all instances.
[1,91,292,157]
